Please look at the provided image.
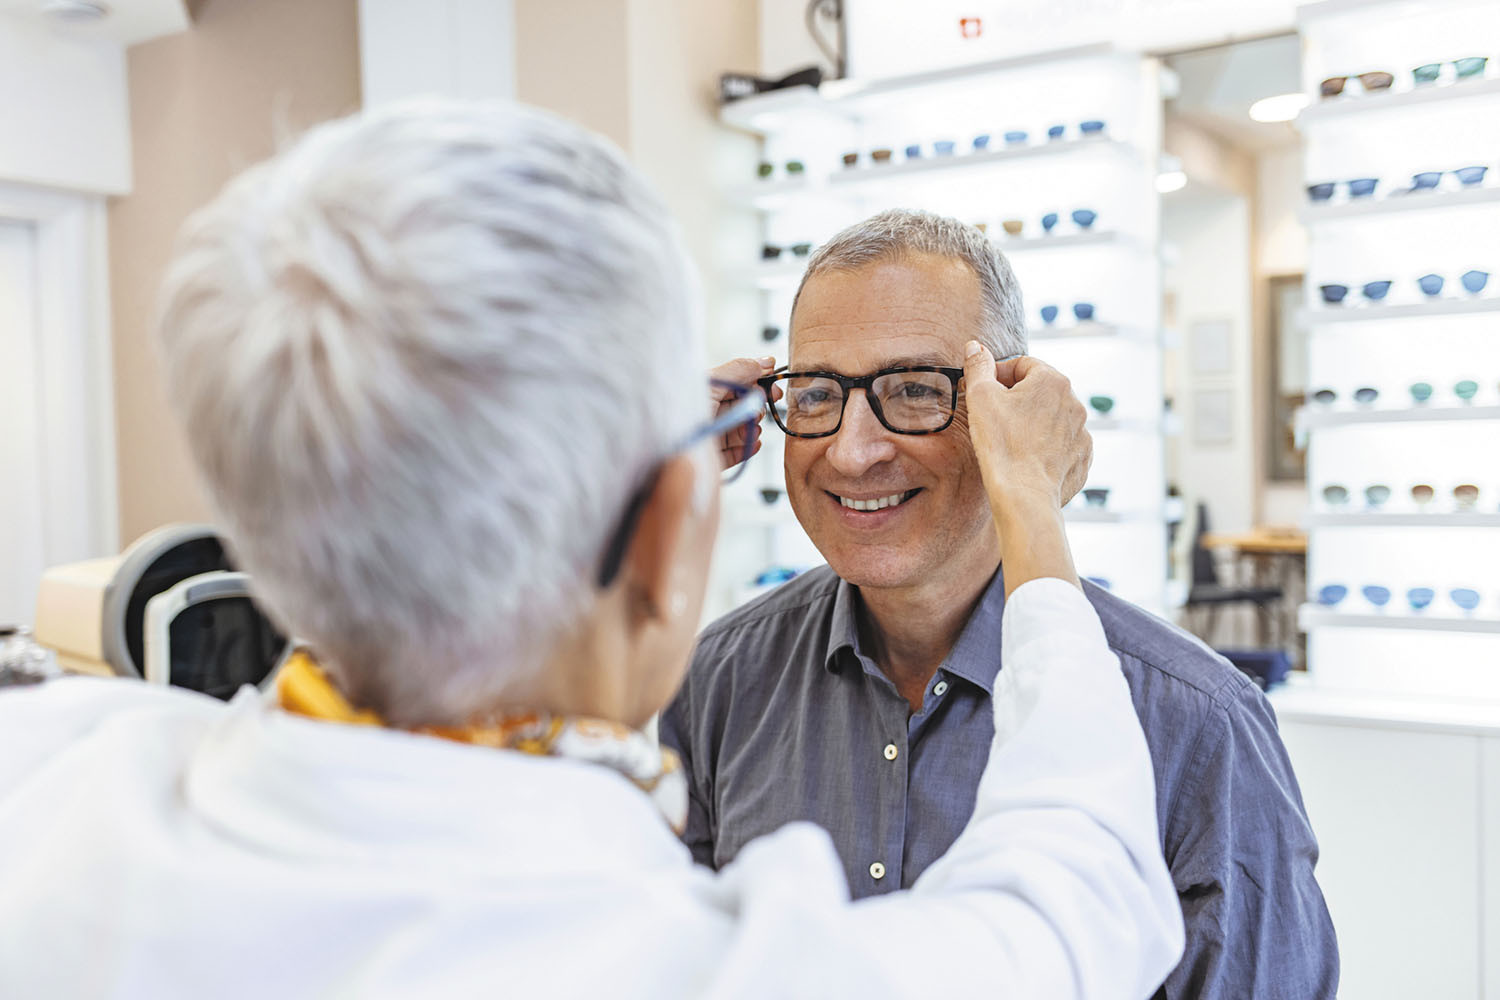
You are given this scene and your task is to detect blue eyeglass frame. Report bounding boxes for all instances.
[595,380,764,588]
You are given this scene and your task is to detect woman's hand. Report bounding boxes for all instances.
[963,344,1092,510]
[709,356,777,471]
[963,342,1092,595]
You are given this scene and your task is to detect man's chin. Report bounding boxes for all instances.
[818,548,925,592]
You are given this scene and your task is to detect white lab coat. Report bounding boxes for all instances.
[0,579,1182,999]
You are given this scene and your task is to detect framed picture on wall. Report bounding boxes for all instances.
[1192,388,1233,446]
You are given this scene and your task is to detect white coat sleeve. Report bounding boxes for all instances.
[702,577,1184,1000]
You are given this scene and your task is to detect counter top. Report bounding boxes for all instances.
[1268,675,1500,736]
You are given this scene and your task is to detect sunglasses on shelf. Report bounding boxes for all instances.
[1318,280,1400,304]
[1320,71,1394,97]
[1306,178,1380,201]
[1413,57,1488,84]
[761,243,814,260]
[1309,387,1379,405]
[1409,166,1490,191]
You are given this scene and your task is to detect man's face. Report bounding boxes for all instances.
[784,253,999,593]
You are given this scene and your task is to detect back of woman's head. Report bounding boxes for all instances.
[155,101,705,724]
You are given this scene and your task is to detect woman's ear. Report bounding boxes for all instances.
[621,453,700,628]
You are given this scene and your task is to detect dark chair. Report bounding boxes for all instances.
[1184,502,1283,647]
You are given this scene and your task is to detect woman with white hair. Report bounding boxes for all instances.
[0,102,1181,998]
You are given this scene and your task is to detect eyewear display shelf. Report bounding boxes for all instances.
[1296,0,1500,703]
[713,45,1168,618]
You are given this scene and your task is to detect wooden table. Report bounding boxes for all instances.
[1201,529,1307,556]
[1201,527,1307,660]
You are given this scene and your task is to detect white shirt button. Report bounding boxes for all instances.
[869,861,886,880]
[933,680,949,697]
[883,743,898,761]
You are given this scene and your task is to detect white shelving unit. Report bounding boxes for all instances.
[1296,0,1500,706]
[710,45,1168,618]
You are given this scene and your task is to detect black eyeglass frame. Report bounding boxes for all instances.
[595,379,763,589]
[757,364,965,438]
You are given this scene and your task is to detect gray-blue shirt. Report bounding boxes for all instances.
[660,566,1338,999]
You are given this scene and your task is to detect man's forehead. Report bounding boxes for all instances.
[790,314,969,371]
[789,255,982,368]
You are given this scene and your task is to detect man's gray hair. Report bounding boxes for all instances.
[156,101,705,724]
[792,208,1027,357]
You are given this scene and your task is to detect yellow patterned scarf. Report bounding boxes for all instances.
[276,651,687,834]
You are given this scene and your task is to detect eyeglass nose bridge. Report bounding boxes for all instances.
[832,379,895,437]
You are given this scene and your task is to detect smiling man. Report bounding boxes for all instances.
[660,209,1338,999]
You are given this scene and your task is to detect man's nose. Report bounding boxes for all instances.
[824,390,898,476]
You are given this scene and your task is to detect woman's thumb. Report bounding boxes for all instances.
[964,340,1000,388]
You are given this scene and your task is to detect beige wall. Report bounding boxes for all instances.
[514,0,632,152]
[515,0,759,349]
[109,0,360,545]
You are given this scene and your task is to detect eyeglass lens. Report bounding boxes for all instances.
[770,370,955,436]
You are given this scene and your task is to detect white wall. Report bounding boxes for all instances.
[1255,144,1309,526]
[1163,190,1255,535]
[759,0,1298,81]
[1256,144,1306,274]
[0,13,131,194]
[359,0,515,107]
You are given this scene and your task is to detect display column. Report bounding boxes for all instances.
[1297,0,1500,698]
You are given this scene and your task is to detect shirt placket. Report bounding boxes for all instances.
[865,685,912,893]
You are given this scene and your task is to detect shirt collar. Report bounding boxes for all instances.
[823,567,1008,694]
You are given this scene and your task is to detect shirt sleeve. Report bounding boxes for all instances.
[702,577,1185,1000]
[1158,683,1340,1000]
[657,671,717,868]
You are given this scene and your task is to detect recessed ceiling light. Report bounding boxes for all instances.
[40,0,110,22]
[1156,170,1188,194]
[1249,92,1310,123]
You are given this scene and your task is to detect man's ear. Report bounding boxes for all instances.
[621,454,699,626]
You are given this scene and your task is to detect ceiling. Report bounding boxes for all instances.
[0,0,188,47]
[1165,33,1302,153]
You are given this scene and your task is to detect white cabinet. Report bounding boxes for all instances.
[1279,719,1479,999]
[1485,737,1500,1000]
[1272,683,1500,1000]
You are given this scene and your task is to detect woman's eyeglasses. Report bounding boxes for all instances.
[757,365,964,438]
[596,380,765,588]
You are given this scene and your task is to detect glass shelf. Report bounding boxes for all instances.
[1299,297,1500,324]
[1087,417,1161,434]
[1029,322,1145,342]
[1299,605,1500,634]
[1300,184,1500,223]
[1307,512,1500,528]
[1298,75,1500,124]
[1302,404,1500,428]
[990,230,1136,254]
[1064,508,1125,523]
[719,42,1118,136]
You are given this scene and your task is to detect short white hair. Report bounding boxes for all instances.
[156,101,705,724]
[792,208,1027,357]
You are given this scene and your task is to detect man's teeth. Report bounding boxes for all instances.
[838,490,916,512]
